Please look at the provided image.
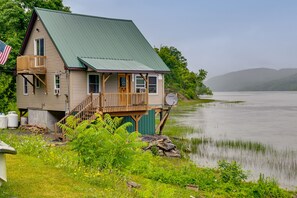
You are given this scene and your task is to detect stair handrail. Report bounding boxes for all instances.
[55,94,96,136]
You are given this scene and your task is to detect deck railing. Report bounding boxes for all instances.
[17,55,46,74]
[99,92,148,112]
[55,92,148,138]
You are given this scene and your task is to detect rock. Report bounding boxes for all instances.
[141,135,181,158]
[158,149,165,156]
[127,181,141,189]
[186,184,199,192]
[164,150,181,158]
[157,142,176,151]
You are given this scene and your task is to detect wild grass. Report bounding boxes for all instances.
[215,139,271,153]
[161,118,195,137]
[0,130,294,197]
[0,131,200,198]
[191,137,213,153]
[177,98,216,106]
[219,100,245,104]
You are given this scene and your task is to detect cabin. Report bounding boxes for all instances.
[16,8,170,136]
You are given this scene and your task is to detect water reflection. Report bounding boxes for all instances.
[173,92,297,189]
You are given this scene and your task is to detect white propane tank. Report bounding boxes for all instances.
[20,116,28,126]
[7,111,18,129]
[0,113,7,129]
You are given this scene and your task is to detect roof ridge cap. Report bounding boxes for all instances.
[79,57,134,61]
[34,7,133,22]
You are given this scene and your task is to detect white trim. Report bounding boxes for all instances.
[34,38,45,67]
[54,74,60,95]
[34,37,45,56]
[23,77,28,96]
[134,74,158,95]
[87,73,101,95]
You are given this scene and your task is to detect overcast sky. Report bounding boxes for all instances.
[63,0,297,77]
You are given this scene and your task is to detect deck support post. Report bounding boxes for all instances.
[131,114,143,133]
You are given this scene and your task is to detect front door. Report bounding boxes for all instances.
[118,74,131,106]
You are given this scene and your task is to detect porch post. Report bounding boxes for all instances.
[102,73,112,110]
[102,73,105,109]
[125,73,129,110]
[139,73,149,107]
[102,73,106,94]
[145,73,149,107]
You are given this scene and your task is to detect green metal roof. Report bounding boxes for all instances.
[34,8,169,72]
[78,57,153,72]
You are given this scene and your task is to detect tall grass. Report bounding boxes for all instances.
[215,139,271,153]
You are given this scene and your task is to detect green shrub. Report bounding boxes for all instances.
[250,174,292,198]
[218,160,248,185]
[61,114,146,170]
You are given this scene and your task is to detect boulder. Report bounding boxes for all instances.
[142,135,181,158]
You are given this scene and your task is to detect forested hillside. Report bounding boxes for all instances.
[206,68,297,91]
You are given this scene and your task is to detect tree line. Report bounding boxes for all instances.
[155,46,212,99]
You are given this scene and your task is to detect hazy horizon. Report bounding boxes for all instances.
[64,0,297,77]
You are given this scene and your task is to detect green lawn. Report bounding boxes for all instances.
[0,154,198,198]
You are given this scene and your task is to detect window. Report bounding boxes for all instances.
[148,76,157,94]
[34,38,45,66]
[135,76,146,93]
[88,74,100,94]
[135,75,158,94]
[54,74,60,95]
[35,38,44,56]
[35,78,40,88]
[54,74,60,89]
[23,78,28,95]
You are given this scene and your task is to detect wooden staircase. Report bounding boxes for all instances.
[55,94,100,139]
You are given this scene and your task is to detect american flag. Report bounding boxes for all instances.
[0,40,12,65]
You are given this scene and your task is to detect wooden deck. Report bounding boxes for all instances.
[17,55,46,74]
[55,92,149,138]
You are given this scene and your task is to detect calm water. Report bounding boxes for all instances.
[174,92,297,189]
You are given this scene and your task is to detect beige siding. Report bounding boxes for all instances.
[149,74,164,106]
[69,72,118,110]
[105,74,118,93]
[69,71,87,110]
[17,18,68,111]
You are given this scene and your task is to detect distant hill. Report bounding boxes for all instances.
[205,68,297,91]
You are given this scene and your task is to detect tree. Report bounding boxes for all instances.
[155,46,212,99]
[0,0,70,113]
